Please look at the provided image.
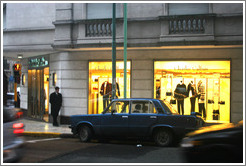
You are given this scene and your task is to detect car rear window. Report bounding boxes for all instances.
[159,100,178,114]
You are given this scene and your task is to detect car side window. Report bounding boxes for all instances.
[105,101,129,114]
[131,101,157,114]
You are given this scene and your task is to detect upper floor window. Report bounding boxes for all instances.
[169,3,209,15]
[87,3,121,19]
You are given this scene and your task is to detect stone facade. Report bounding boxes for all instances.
[3,3,243,124]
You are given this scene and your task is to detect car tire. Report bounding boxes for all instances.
[79,126,92,142]
[154,129,173,147]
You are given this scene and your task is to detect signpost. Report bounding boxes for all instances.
[112,3,116,99]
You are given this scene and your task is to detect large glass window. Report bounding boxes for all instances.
[154,61,230,123]
[89,61,131,114]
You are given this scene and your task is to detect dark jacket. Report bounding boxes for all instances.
[49,92,62,114]
[187,83,197,97]
[174,83,187,99]
[100,82,120,97]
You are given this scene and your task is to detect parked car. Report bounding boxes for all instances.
[181,120,243,163]
[3,106,25,163]
[69,98,205,146]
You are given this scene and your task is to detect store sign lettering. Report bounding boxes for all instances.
[29,57,48,67]
[174,65,208,70]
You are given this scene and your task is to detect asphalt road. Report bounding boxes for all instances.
[18,137,187,163]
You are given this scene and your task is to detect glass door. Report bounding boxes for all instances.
[28,67,49,121]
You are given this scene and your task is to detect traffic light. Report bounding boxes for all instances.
[13,64,21,84]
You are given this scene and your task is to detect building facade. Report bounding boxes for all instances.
[3,3,244,124]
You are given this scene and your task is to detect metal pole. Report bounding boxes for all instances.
[123,3,127,98]
[112,3,116,99]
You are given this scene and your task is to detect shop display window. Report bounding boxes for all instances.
[89,61,131,114]
[154,61,230,123]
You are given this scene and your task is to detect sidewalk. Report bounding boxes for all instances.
[19,118,74,138]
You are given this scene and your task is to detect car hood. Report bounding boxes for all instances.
[186,120,243,137]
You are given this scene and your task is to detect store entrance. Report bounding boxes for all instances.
[154,61,230,123]
[89,61,131,114]
[28,67,49,122]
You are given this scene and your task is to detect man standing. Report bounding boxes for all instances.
[49,86,62,126]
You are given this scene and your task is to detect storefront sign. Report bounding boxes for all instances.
[28,57,48,68]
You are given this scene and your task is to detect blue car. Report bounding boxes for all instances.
[69,98,205,146]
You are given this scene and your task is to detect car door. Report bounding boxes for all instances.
[100,100,130,137]
[128,100,158,137]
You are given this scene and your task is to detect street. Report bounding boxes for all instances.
[18,137,186,163]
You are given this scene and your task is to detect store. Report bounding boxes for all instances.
[27,56,50,122]
[88,61,131,114]
[154,60,230,123]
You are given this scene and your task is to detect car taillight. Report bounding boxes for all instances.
[13,123,24,135]
[13,123,24,128]
[15,111,23,119]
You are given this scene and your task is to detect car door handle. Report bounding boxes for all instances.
[150,116,157,119]
[122,116,128,118]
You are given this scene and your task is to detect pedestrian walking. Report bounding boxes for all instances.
[49,86,62,126]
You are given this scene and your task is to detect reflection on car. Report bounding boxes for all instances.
[181,120,243,163]
[3,107,25,163]
[70,98,205,146]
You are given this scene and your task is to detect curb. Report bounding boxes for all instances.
[23,131,74,138]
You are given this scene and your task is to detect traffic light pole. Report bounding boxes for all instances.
[112,3,116,99]
[14,82,17,107]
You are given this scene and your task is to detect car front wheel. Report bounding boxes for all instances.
[154,129,173,147]
[79,126,92,142]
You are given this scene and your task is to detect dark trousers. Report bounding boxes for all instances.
[103,95,110,110]
[199,103,206,119]
[190,97,196,113]
[52,113,59,126]
[177,99,184,115]
[51,106,60,126]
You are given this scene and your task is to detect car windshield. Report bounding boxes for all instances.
[160,100,179,114]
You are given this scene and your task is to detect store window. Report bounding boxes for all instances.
[89,61,131,114]
[154,61,230,123]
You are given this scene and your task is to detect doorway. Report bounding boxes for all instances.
[28,67,49,122]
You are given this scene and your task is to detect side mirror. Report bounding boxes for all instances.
[111,110,117,115]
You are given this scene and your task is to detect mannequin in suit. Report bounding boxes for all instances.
[187,81,197,114]
[174,81,187,115]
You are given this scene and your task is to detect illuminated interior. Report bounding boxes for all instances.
[154,61,230,123]
[28,67,49,122]
[89,61,131,114]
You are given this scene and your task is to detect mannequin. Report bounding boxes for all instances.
[187,81,197,114]
[174,80,187,115]
[100,81,112,110]
[100,81,121,110]
[198,80,206,119]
